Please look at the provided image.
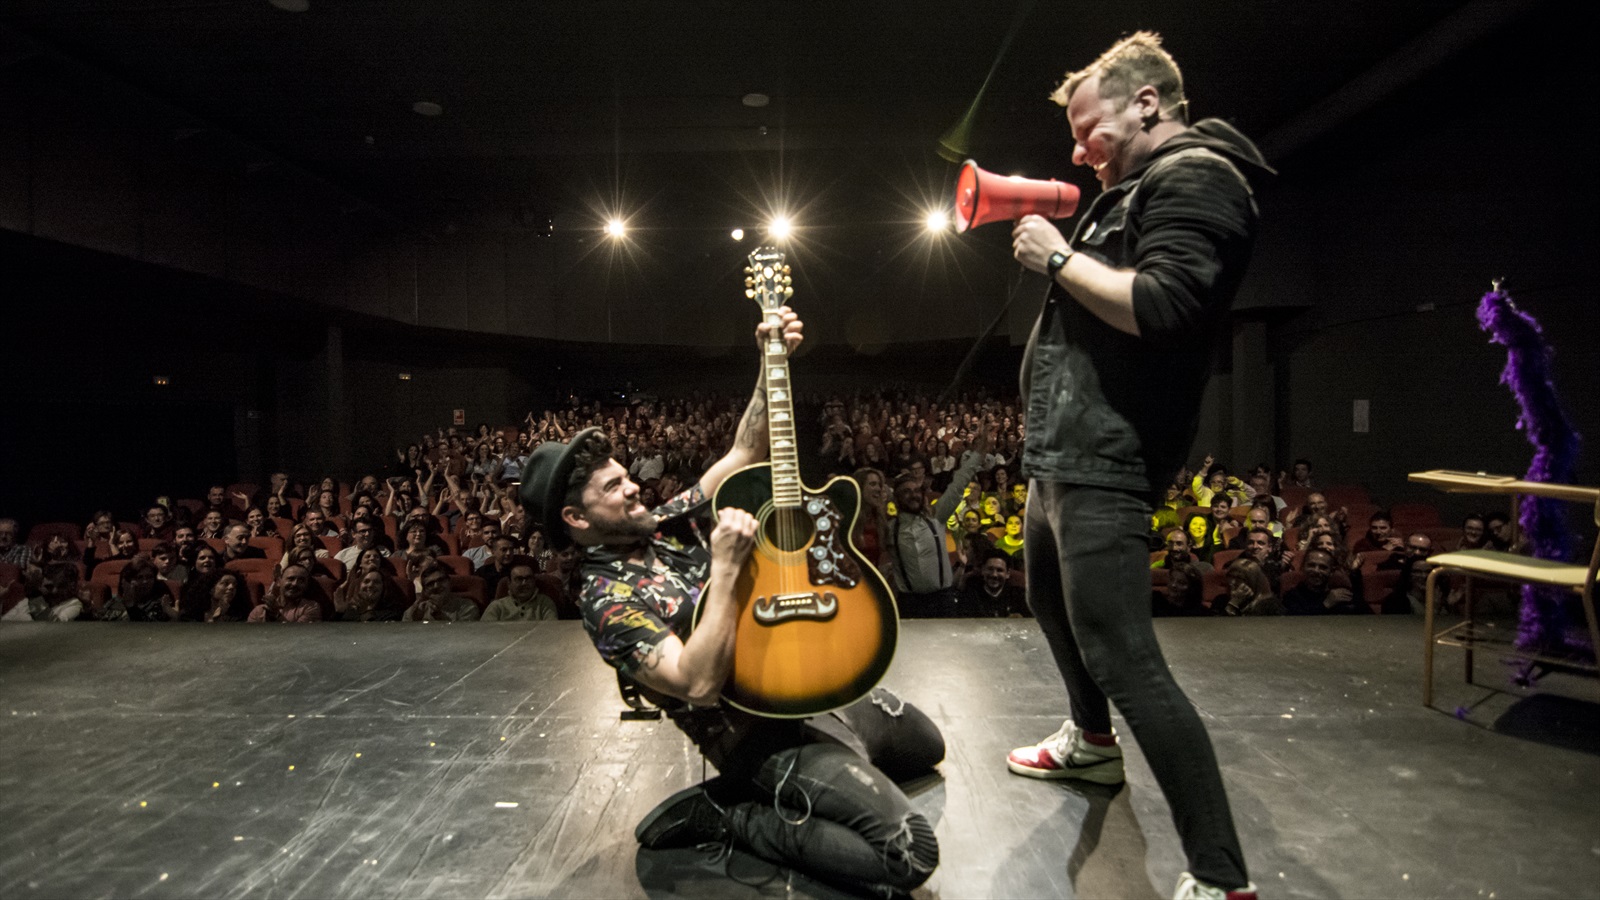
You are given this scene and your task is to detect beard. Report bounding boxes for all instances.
[586,504,658,544]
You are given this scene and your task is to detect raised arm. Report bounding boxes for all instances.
[697,307,803,499]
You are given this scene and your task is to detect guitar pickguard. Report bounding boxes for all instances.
[802,494,861,588]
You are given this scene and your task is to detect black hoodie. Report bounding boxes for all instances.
[1020,118,1275,497]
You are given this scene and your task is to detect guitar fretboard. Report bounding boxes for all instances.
[746,249,800,509]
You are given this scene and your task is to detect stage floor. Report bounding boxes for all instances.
[1,617,1597,899]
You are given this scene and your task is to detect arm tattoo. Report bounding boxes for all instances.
[734,386,767,451]
[639,644,663,671]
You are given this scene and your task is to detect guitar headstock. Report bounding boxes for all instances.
[744,246,793,312]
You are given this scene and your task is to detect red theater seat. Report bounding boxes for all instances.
[248,536,284,559]
[27,522,82,545]
[1211,550,1243,571]
[1390,502,1442,528]
[451,575,487,609]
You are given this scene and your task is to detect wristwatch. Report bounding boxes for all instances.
[1046,248,1073,278]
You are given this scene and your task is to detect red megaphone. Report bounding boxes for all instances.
[953,159,1080,233]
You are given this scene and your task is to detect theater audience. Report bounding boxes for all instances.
[1351,511,1403,558]
[403,560,480,622]
[1160,525,1214,573]
[482,561,559,621]
[7,391,1508,629]
[151,542,187,584]
[243,507,276,538]
[1456,513,1489,551]
[993,515,1025,563]
[959,551,1028,618]
[192,545,222,580]
[1282,549,1364,615]
[1240,526,1287,592]
[101,555,172,622]
[139,504,176,542]
[85,529,138,574]
[0,518,29,568]
[1379,556,1431,616]
[1484,511,1516,552]
[2,561,86,622]
[222,524,266,563]
[330,569,406,622]
[185,569,250,622]
[335,520,387,569]
[249,563,322,622]
[1379,532,1434,571]
[196,509,226,540]
[1223,557,1283,616]
[850,467,890,568]
[1154,561,1210,617]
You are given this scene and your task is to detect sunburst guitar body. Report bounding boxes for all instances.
[695,247,899,718]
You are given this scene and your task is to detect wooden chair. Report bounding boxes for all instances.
[1421,490,1600,706]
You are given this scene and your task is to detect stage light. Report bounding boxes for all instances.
[731,228,745,241]
[606,218,627,238]
[925,209,950,233]
[769,216,792,240]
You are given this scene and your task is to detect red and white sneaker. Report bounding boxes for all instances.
[1006,718,1124,784]
[1173,871,1259,900]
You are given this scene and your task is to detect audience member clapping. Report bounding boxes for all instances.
[101,555,173,622]
[249,563,322,622]
[2,561,87,622]
[403,560,479,622]
[330,569,406,622]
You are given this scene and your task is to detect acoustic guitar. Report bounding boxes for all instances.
[701,247,900,718]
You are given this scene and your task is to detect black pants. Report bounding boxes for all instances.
[709,688,944,895]
[1025,480,1249,889]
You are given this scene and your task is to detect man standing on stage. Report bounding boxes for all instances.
[518,307,944,897]
[1007,32,1270,900]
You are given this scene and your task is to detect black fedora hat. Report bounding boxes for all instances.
[517,426,603,549]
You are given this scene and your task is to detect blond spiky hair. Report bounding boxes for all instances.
[1051,31,1187,122]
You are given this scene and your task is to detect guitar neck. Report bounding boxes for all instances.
[764,312,801,509]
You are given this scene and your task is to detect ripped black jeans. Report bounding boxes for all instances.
[699,688,945,895]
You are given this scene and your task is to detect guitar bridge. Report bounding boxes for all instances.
[753,591,839,625]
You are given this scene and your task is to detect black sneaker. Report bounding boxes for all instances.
[634,785,728,850]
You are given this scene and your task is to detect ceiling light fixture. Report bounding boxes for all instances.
[606,218,627,238]
[925,210,950,233]
[412,100,443,117]
[730,228,745,241]
[769,216,791,240]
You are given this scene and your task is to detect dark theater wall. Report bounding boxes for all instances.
[1236,11,1600,512]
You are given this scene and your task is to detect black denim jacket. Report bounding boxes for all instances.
[1020,119,1273,497]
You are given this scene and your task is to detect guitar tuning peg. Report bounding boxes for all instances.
[744,277,755,287]
[781,265,791,274]
[745,289,756,299]
[782,275,792,285]
[783,286,794,298]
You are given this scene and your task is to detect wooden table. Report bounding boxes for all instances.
[1406,470,1600,705]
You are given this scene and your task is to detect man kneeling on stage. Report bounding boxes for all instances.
[518,307,944,896]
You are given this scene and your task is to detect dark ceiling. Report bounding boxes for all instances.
[0,0,1502,237]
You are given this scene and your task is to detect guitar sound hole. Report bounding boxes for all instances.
[763,508,814,552]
